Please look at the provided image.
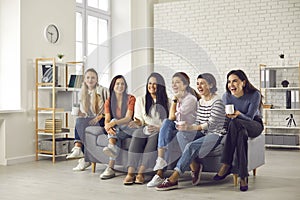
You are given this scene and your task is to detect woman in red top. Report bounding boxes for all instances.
[100,75,136,179]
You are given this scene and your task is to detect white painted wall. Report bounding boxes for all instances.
[0,0,75,165]
[111,0,132,91]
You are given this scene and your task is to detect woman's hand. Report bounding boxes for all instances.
[105,121,116,132]
[173,90,185,100]
[106,127,116,135]
[128,118,142,128]
[147,125,160,133]
[176,121,188,131]
[226,110,240,119]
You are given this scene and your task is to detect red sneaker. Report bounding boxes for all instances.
[191,163,203,186]
[155,178,178,191]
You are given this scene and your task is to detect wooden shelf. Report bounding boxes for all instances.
[35,58,84,163]
[260,65,299,69]
[265,126,300,130]
[261,87,300,90]
[264,108,300,111]
[265,144,300,149]
[260,62,300,149]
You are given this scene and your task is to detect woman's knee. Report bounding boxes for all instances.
[161,118,173,126]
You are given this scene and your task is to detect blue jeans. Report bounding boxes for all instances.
[175,133,223,174]
[107,124,133,160]
[157,119,177,149]
[74,117,104,153]
[158,119,201,166]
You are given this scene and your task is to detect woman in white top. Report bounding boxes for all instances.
[123,72,170,185]
[66,68,109,171]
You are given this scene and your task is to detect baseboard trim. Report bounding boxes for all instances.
[4,155,35,165]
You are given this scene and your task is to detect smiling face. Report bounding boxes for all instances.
[227,74,245,97]
[84,71,98,90]
[114,78,126,95]
[172,76,187,94]
[147,76,157,97]
[197,78,211,97]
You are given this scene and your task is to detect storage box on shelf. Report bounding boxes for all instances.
[259,63,300,149]
[35,58,84,162]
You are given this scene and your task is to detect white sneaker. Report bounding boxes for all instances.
[153,157,167,171]
[100,166,116,179]
[72,158,91,171]
[66,146,84,159]
[147,174,165,187]
[102,144,117,158]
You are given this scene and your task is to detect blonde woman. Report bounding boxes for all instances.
[67,68,109,171]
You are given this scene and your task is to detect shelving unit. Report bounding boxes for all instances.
[259,63,300,149]
[35,58,84,162]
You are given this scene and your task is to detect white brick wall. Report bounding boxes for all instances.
[154,0,300,127]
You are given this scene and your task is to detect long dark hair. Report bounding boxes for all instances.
[226,69,263,108]
[145,72,169,120]
[108,75,128,119]
[173,72,200,100]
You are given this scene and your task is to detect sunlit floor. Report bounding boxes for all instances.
[0,149,299,200]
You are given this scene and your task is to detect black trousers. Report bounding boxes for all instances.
[126,127,159,171]
[221,117,263,178]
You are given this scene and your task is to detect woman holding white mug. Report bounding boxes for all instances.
[213,69,263,192]
[123,73,170,185]
[147,72,199,187]
[67,68,109,171]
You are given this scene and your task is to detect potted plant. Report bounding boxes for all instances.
[57,53,64,62]
[279,53,284,66]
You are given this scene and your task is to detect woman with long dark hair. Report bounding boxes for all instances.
[213,69,263,192]
[123,72,170,185]
[99,75,136,179]
[147,72,199,187]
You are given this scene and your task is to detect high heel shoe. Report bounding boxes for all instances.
[213,166,232,181]
[239,177,248,192]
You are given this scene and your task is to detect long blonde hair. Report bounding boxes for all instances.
[81,68,102,115]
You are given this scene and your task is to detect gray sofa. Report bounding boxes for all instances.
[84,125,265,184]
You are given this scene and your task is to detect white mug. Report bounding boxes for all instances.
[71,107,80,116]
[143,126,151,135]
[225,104,234,114]
[175,121,185,125]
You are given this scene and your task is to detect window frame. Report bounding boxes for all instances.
[76,0,111,87]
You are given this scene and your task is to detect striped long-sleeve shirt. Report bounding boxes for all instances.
[195,95,226,135]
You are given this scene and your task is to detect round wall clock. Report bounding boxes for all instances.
[44,24,59,44]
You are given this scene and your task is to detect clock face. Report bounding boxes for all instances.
[45,24,59,44]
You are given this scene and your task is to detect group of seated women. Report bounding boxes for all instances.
[66,68,264,192]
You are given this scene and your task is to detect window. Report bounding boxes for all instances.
[76,0,111,87]
[0,0,21,111]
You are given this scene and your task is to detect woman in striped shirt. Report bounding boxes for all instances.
[156,73,226,191]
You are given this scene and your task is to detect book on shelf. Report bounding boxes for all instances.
[291,90,300,109]
[68,75,83,88]
[41,64,58,86]
[261,69,276,88]
[44,119,62,133]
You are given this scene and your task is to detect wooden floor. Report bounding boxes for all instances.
[0,149,299,200]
